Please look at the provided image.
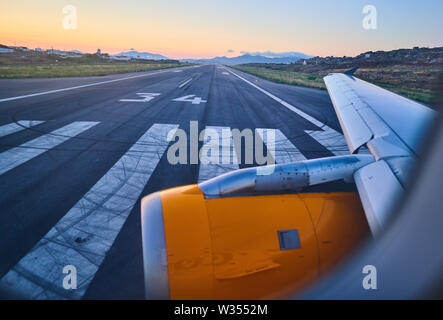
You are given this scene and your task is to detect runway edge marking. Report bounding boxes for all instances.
[224,67,350,156]
[0,67,190,103]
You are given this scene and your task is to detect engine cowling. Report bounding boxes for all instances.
[141,184,369,299]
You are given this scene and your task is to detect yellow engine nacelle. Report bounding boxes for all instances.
[141,184,369,299]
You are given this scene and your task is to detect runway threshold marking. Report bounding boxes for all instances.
[0,120,45,138]
[197,126,310,182]
[178,77,193,88]
[0,123,179,299]
[198,126,239,182]
[257,128,307,163]
[224,68,350,156]
[0,68,182,103]
[0,121,99,176]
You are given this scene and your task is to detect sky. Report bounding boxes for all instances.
[0,0,442,59]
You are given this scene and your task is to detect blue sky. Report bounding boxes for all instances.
[1,0,442,58]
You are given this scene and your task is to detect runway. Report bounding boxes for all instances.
[0,64,350,299]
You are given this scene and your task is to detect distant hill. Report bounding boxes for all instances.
[238,47,443,73]
[301,46,443,68]
[181,52,312,65]
[0,44,182,66]
[113,50,169,60]
[234,46,443,105]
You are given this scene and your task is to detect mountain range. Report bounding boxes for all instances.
[181,52,312,65]
[111,50,311,65]
[112,50,170,60]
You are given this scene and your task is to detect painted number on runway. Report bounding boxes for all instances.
[173,95,207,105]
[120,93,160,102]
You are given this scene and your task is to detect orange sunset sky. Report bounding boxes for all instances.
[1,0,442,59]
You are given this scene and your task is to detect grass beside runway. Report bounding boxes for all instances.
[232,65,439,105]
[366,81,436,105]
[232,66,326,90]
[0,63,190,79]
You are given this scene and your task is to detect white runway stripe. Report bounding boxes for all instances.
[0,120,45,138]
[0,121,99,175]
[305,127,349,156]
[198,126,239,182]
[178,77,193,88]
[0,123,179,299]
[257,128,307,164]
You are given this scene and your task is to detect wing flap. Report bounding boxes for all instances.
[324,73,436,156]
[324,75,373,153]
[354,160,404,236]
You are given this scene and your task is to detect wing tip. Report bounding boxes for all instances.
[344,66,359,76]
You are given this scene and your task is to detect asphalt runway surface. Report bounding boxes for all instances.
[0,64,351,299]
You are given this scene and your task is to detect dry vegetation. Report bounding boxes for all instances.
[232,66,326,89]
[233,47,443,105]
[0,63,186,78]
[233,65,441,105]
[0,49,188,78]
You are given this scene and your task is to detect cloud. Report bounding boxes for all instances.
[240,50,312,58]
[227,49,235,53]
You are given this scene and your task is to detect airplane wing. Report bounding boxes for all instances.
[323,72,437,235]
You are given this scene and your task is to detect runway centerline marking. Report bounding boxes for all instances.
[0,123,179,299]
[224,67,349,156]
[0,121,99,176]
[119,93,160,103]
[178,78,193,88]
[0,68,186,103]
[0,120,45,138]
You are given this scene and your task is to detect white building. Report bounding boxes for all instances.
[0,48,14,53]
